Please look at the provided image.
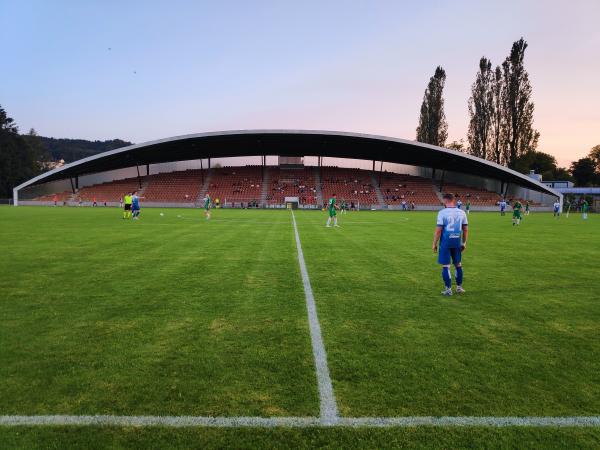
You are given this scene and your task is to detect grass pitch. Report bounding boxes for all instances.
[1,206,599,448]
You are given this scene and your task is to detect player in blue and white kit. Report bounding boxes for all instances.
[131,191,143,220]
[499,199,507,216]
[432,193,469,296]
[553,201,561,217]
[456,199,462,209]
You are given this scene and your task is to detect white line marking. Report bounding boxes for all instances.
[291,210,339,425]
[2,415,600,428]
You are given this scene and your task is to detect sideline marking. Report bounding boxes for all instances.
[291,210,339,425]
[2,415,600,428]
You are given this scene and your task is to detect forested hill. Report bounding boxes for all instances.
[36,136,133,163]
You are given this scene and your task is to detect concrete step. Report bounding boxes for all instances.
[371,173,386,208]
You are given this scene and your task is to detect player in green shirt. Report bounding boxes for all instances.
[525,200,530,216]
[203,193,212,220]
[326,194,340,227]
[465,201,471,215]
[340,199,347,215]
[582,200,589,220]
[512,200,522,226]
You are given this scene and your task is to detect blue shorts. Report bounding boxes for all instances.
[438,246,462,265]
[132,205,140,212]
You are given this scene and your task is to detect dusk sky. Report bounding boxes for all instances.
[2,0,599,167]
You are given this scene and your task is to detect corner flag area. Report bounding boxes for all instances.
[1,206,599,448]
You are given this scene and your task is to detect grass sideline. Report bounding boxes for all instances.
[1,206,599,448]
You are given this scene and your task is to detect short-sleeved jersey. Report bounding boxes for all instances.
[436,207,468,249]
[582,201,589,212]
[553,202,560,211]
[456,200,462,209]
[124,195,132,205]
[513,201,522,211]
[204,196,211,209]
[328,198,336,210]
[500,201,507,210]
[466,202,471,210]
[525,202,530,211]
[131,195,140,208]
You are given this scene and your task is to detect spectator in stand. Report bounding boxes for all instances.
[53,195,58,206]
[93,197,97,207]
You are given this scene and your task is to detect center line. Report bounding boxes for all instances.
[291,210,339,425]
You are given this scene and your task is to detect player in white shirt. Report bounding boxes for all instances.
[499,199,507,216]
[553,201,561,217]
[432,193,469,296]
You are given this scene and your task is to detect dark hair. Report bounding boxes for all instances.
[442,193,454,201]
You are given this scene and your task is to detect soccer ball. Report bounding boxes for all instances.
[160,212,164,216]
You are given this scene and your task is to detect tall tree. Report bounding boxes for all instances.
[0,105,40,198]
[588,144,600,172]
[514,150,558,180]
[467,57,494,159]
[570,157,597,186]
[489,65,505,165]
[501,38,539,168]
[23,128,50,170]
[416,66,448,147]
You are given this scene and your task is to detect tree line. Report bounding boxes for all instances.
[0,104,132,198]
[416,38,600,186]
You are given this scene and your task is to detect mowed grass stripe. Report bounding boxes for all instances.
[0,207,319,416]
[295,210,600,417]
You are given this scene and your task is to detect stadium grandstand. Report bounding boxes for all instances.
[13,130,561,209]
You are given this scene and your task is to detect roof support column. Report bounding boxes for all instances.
[70,178,76,194]
[13,187,18,206]
[200,159,204,184]
[136,164,142,189]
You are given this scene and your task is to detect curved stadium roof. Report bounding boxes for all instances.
[15,130,560,197]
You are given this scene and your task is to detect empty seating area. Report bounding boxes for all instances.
[31,165,510,208]
[440,183,501,206]
[320,167,379,206]
[379,173,440,206]
[207,166,263,205]
[267,167,317,205]
[35,191,72,202]
[77,177,141,202]
[143,170,203,203]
